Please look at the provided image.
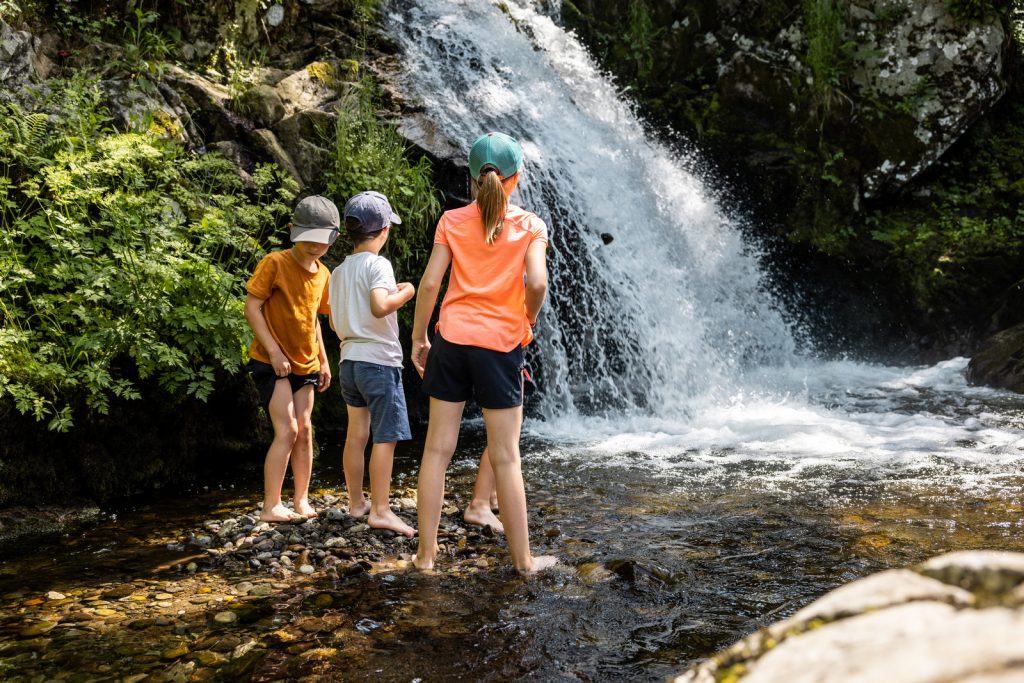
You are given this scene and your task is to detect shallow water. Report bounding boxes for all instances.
[3,361,1024,682]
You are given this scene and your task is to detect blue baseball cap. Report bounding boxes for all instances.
[468,132,523,178]
[343,191,402,233]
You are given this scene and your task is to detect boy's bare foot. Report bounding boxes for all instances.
[368,508,416,538]
[260,504,303,523]
[294,500,318,518]
[489,495,499,512]
[348,499,371,518]
[463,501,504,535]
[412,553,435,570]
[518,555,558,575]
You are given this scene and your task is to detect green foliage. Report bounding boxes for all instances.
[803,0,854,113]
[118,9,175,86]
[946,0,996,23]
[624,0,659,82]
[0,76,297,431]
[322,77,441,288]
[862,97,1024,312]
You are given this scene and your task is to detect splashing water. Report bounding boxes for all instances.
[389,0,1024,491]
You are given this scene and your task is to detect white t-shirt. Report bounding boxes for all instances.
[328,252,403,367]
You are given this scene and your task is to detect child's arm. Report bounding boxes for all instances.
[369,282,416,319]
[524,241,548,326]
[244,294,291,376]
[411,244,452,377]
[315,318,331,392]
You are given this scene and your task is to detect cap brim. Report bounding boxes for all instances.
[290,226,338,245]
[389,210,402,225]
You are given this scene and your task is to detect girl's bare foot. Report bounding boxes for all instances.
[260,503,303,523]
[518,555,558,575]
[463,501,504,535]
[348,499,371,517]
[294,500,318,518]
[368,508,416,538]
[489,495,498,512]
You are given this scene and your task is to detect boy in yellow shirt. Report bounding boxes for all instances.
[244,195,336,522]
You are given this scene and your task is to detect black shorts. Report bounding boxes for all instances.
[423,333,525,409]
[246,360,320,411]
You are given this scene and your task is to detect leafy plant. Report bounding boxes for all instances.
[803,0,854,113]
[946,0,996,23]
[0,76,296,431]
[322,77,441,287]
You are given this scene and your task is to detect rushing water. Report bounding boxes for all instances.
[1,1,1024,681]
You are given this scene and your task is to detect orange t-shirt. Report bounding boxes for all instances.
[435,202,549,352]
[246,250,330,375]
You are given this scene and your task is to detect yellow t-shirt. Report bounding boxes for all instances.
[435,202,548,352]
[246,250,330,375]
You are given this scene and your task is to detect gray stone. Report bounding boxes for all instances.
[919,550,1024,595]
[0,19,52,101]
[236,84,286,127]
[742,603,1024,683]
[250,128,304,188]
[271,109,335,186]
[275,62,341,114]
[967,323,1024,394]
[768,569,974,638]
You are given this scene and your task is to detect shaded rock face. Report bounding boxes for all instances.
[967,322,1024,393]
[674,551,1024,683]
[563,0,1008,221]
[0,19,53,102]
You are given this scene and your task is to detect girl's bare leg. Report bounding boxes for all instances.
[464,448,504,534]
[414,398,465,570]
[482,406,557,573]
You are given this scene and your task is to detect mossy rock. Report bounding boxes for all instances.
[966,322,1024,393]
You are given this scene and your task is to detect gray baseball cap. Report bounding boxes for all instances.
[343,191,402,233]
[290,195,340,245]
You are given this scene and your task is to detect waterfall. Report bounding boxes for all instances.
[389,0,800,421]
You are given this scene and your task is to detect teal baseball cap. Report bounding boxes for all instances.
[468,132,523,178]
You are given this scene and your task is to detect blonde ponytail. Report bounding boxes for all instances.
[473,169,507,245]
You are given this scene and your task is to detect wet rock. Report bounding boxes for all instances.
[19,620,56,637]
[675,551,1024,683]
[193,649,229,667]
[213,611,237,625]
[163,642,190,660]
[298,564,315,575]
[967,323,1024,394]
[45,591,65,600]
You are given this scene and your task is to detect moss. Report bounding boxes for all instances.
[306,61,338,88]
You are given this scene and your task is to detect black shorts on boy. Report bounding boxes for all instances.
[423,333,525,409]
[246,360,320,412]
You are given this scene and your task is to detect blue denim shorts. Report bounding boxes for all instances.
[338,360,411,443]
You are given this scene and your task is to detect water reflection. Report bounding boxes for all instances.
[1,436,1023,682]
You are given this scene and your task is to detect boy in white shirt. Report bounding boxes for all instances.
[329,191,416,537]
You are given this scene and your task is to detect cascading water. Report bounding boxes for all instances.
[390,0,798,420]
[389,0,1024,489]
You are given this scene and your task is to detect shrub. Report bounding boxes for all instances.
[322,77,441,287]
[0,75,297,431]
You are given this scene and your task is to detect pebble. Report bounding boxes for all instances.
[155,593,173,600]
[299,564,315,575]
[19,621,57,637]
[193,649,228,666]
[213,611,237,625]
[45,591,66,600]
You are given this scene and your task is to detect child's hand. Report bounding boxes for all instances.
[397,282,416,303]
[318,364,331,392]
[269,349,291,377]
[411,337,431,378]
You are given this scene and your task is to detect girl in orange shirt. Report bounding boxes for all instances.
[411,132,557,574]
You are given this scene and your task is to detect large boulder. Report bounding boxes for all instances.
[563,0,1010,218]
[675,551,1024,683]
[966,323,1024,393]
[0,19,53,104]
